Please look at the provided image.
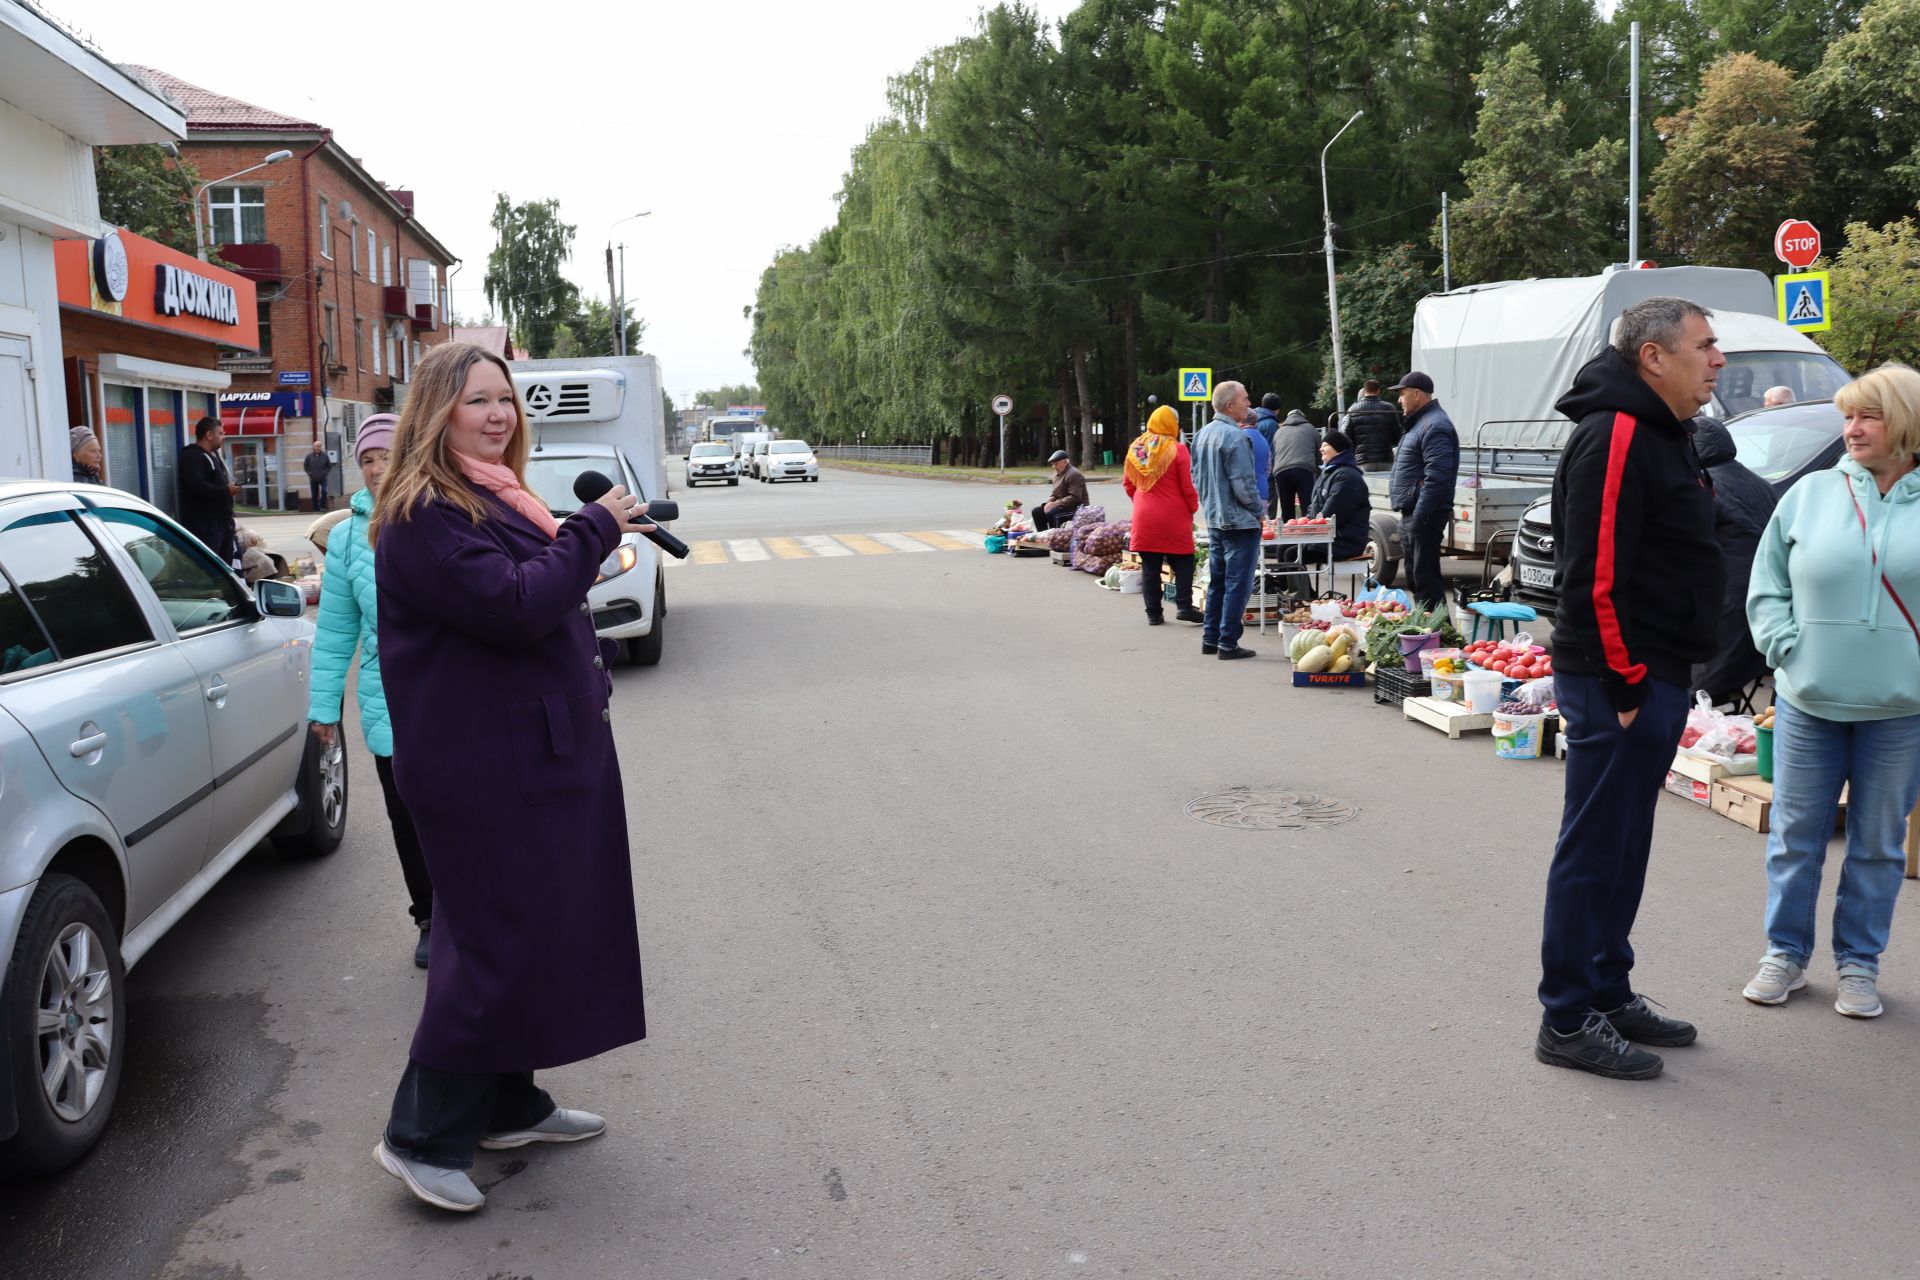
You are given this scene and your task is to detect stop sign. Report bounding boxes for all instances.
[1775,219,1822,270]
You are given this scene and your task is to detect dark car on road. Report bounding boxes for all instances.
[1511,399,1845,615]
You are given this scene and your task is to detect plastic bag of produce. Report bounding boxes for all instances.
[1677,690,1759,769]
[1510,675,1556,710]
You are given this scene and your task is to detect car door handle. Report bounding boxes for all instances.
[205,681,229,703]
[69,732,108,757]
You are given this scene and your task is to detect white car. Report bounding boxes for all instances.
[0,480,336,1174]
[524,443,668,666]
[686,442,739,486]
[762,440,820,483]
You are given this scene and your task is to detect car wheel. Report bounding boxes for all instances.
[628,575,665,667]
[0,874,126,1175]
[278,731,347,859]
[727,478,739,486]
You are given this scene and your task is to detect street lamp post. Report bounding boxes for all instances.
[193,149,293,261]
[1320,109,1363,419]
[605,211,650,356]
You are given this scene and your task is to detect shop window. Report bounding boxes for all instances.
[318,194,332,258]
[208,185,267,244]
[101,384,141,496]
[145,389,182,517]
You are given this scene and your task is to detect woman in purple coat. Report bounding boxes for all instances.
[367,342,655,1213]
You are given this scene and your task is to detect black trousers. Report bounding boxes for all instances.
[373,755,434,926]
[1033,501,1081,531]
[1271,468,1314,522]
[1404,515,1447,606]
[385,1060,555,1169]
[1137,551,1195,617]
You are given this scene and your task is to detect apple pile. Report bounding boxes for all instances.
[1464,639,1553,680]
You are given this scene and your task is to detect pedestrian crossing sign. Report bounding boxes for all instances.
[1777,271,1831,333]
[1178,367,1213,402]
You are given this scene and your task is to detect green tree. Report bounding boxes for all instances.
[1317,244,1436,404]
[1816,216,1920,370]
[693,384,762,408]
[1438,43,1627,283]
[566,297,646,358]
[1802,0,1920,236]
[484,194,579,360]
[1647,53,1813,267]
[95,144,201,254]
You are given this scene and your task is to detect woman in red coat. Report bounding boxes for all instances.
[1124,404,1203,625]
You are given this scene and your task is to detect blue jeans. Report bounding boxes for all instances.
[1202,527,1260,650]
[1538,674,1690,1030]
[1763,698,1920,975]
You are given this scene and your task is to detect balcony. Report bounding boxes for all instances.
[218,243,282,283]
[382,285,410,319]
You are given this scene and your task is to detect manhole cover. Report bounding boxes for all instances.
[1184,787,1357,831]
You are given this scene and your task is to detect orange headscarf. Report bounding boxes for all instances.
[1125,405,1182,492]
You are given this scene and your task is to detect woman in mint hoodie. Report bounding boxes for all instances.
[307,414,435,968]
[1744,364,1920,1018]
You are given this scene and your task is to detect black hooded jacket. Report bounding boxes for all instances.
[1548,348,1725,712]
[1343,395,1401,466]
[1688,416,1778,700]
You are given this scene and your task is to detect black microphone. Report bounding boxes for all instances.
[572,470,690,560]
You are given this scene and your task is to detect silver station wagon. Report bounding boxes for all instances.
[0,480,343,1174]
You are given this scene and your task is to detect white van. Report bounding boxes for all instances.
[510,355,671,666]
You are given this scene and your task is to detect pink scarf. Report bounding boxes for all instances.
[451,449,560,539]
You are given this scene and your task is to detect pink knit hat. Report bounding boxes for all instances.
[355,413,398,460]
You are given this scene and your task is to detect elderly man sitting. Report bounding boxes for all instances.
[1033,449,1089,530]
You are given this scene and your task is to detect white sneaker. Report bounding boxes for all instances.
[374,1141,484,1212]
[1835,972,1884,1018]
[1743,956,1807,1005]
[479,1106,607,1150]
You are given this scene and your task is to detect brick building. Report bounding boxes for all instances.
[130,67,460,509]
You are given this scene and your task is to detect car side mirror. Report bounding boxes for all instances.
[256,578,305,618]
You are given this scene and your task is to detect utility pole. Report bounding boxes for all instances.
[1441,192,1452,292]
[604,244,619,357]
[1321,109,1364,419]
[1628,21,1641,265]
[616,243,628,356]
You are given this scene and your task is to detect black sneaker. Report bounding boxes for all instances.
[1201,643,1218,655]
[414,923,431,970]
[1175,608,1205,623]
[1534,1011,1663,1080]
[1217,646,1257,661]
[1146,614,1165,626]
[1599,994,1696,1047]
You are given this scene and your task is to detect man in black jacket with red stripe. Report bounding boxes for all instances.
[1535,297,1726,1081]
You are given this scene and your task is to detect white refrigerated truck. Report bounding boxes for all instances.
[509,354,674,665]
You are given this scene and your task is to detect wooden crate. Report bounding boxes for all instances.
[1404,696,1495,738]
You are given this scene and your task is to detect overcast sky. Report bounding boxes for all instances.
[53,0,1081,402]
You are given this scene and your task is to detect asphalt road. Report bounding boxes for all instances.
[5,464,1917,1278]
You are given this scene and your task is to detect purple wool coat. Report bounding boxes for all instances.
[375,486,645,1073]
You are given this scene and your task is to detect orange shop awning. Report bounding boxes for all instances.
[221,405,282,437]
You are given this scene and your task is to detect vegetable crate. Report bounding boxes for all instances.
[1372,666,1432,708]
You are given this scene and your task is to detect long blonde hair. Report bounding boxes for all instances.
[368,342,530,545]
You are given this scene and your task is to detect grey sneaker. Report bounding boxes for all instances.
[1743,957,1807,1005]
[479,1107,607,1150]
[374,1141,484,1213]
[1835,972,1884,1018]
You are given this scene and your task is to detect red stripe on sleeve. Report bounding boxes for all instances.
[1593,412,1647,685]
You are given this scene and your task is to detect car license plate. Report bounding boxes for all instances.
[1520,565,1555,588]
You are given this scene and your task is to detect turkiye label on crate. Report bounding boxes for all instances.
[1294,671,1368,688]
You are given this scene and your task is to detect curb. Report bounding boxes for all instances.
[818,462,1054,485]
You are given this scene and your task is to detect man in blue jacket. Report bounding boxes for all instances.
[1192,380,1264,660]
[1387,372,1458,606]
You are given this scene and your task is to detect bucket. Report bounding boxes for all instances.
[1494,711,1547,759]
[1756,724,1774,782]
[1462,669,1504,713]
[1118,568,1143,594]
[1398,631,1441,675]
[1430,670,1465,703]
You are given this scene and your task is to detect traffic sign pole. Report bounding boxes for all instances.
[990,393,1013,473]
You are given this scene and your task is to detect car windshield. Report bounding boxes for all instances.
[690,444,731,457]
[771,441,809,454]
[1729,401,1843,485]
[524,455,622,515]
[1717,351,1851,417]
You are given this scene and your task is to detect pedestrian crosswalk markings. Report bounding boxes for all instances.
[671,530,986,566]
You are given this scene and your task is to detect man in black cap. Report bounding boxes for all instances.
[1033,449,1089,530]
[1386,371,1457,606]
[1343,379,1401,473]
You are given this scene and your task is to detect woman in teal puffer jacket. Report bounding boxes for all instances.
[307,414,436,967]
[1744,364,1920,1019]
